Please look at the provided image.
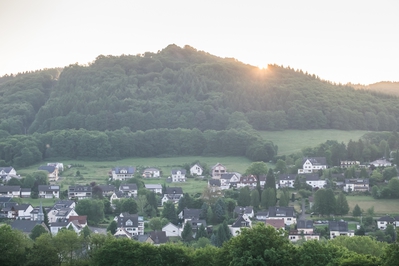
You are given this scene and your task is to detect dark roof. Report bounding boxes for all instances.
[117,214,140,227]
[53,200,74,209]
[20,188,31,192]
[51,219,69,227]
[267,206,295,218]
[208,179,221,186]
[297,220,313,229]
[234,206,253,215]
[119,184,137,191]
[304,174,322,181]
[0,197,12,203]
[38,165,56,173]
[14,204,31,211]
[0,167,14,173]
[278,174,296,181]
[171,169,186,175]
[68,185,92,192]
[182,208,201,220]
[345,179,370,185]
[329,221,348,231]
[0,186,20,192]
[378,216,395,222]
[113,166,135,174]
[165,187,183,194]
[231,215,250,228]
[38,185,60,192]
[97,185,116,191]
[149,231,169,244]
[303,157,327,165]
[220,173,235,180]
[11,220,43,233]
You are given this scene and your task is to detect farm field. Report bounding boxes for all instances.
[259,130,369,155]
[346,195,399,216]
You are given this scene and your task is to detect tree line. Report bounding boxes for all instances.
[0,127,277,168]
[2,45,399,136]
[1,222,398,266]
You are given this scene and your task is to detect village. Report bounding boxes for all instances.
[1,155,398,245]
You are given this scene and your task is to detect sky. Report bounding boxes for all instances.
[0,0,398,85]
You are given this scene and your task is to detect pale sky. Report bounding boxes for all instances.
[0,0,398,85]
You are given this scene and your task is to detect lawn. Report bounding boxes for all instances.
[259,130,368,155]
[346,195,399,216]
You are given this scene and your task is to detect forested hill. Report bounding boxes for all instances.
[1,44,399,136]
[350,81,399,97]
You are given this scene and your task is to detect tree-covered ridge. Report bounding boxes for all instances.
[1,44,399,135]
[351,81,399,97]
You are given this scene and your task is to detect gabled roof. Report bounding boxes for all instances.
[208,179,221,186]
[329,221,348,231]
[234,206,253,215]
[265,218,285,229]
[304,174,323,181]
[148,231,169,244]
[14,204,32,211]
[231,214,251,228]
[267,206,295,218]
[190,163,203,170]
[0,167,14,173]
[297,220,313,229]
[117,214,140,227]
[145,184,162,189]
[69,215,87,225]
[38,185,60,192]
[0,197,12,203]
[38,165,56,173]
[303,157,327,165]
[345,179,370,185]
[212,163,225,170]
[240,175,257,184]
[220,173,236,180]
[53,200,75,209]
[182,208,201,220]
[68,185,92,192]
[165,187,183,195]
[278,174,297,181]
[11,220,45,233]
[378,215,395,222]
[98,184,116,191]
[113,166,135,174]
[171,169,186,175]
[0,186,20,192]
[143,167,160,172]
[20,188,31,192]
[119,183,138,191]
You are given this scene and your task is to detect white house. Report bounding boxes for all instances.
[329,221,355,238]
[304,174,326,189]
[111,166,136,180]
[119,184,138,198]
[20,188,31,198]
[190,164,203,176]
[0,186,21,198]
[48,208,79,224]
[234,206,254,219]
[68,185,92,200]
[267,206,296,226]
[278,174,296,188]
[142,168,161,178]
[220,173,241,189]
[298,157,327,174]
[229,213,252,237]
[344,179,370,192]
[15,204,33,220]
[161,187,183,205]
[145,184,162,194]
[171,169,186,182]
[162,222,181,237]
[114,213,144,236]
[38,185,60,198]
[0,167,18,182]
[47,162,64,172]
[370,159,392,167]
[211,163,227,179]
[377,216,395,230]
[38,165,59,181]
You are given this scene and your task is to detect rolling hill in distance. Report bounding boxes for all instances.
[0,44,398,168]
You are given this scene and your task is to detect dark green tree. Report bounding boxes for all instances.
[107,220,117,235]
[353,204,362,217]
[181,221,193,242]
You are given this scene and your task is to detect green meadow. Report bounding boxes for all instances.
[259,130,368,155]
[346,195,399,216]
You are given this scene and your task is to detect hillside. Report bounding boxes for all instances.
[350,81,399,97]
[1,44,399,136]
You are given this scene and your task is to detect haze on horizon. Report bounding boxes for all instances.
[0,0,398,85]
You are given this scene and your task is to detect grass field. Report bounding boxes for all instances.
[259,130,369,155]
[346,195,399,216]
